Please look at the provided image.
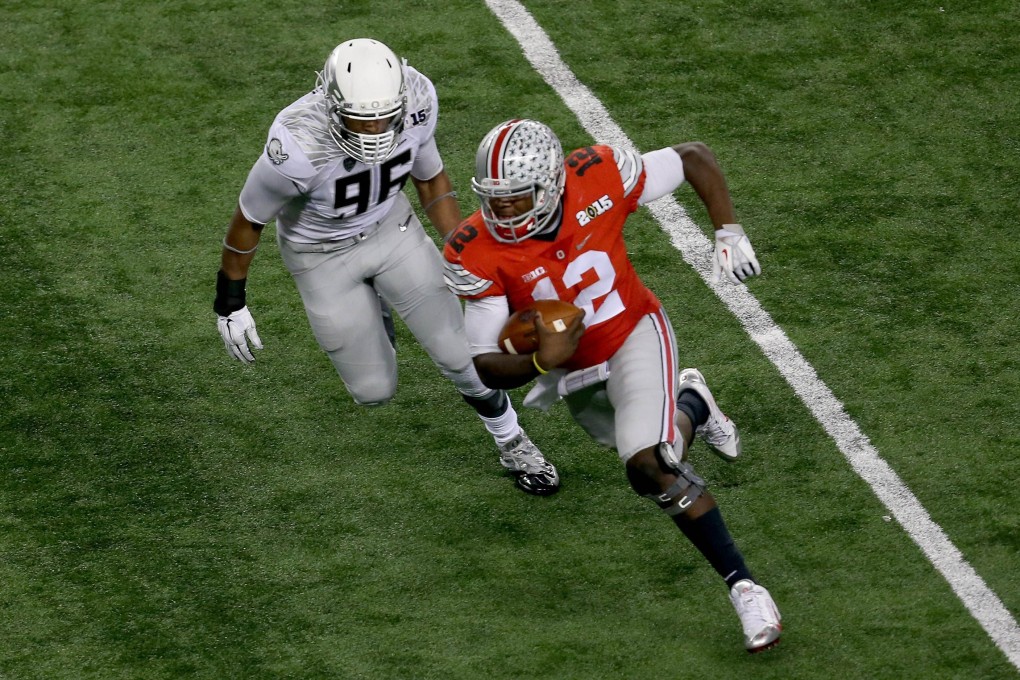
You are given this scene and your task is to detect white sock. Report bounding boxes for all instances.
[479,403,521,445]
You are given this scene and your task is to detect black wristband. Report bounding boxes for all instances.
[214,270,247,316]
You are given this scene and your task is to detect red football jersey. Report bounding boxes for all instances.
[444,145,660,370]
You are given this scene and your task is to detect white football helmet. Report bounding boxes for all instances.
[471,119,566,243]
[320,39,406,164]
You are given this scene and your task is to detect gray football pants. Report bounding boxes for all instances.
[278,193,488,405]
[565,306,681,461]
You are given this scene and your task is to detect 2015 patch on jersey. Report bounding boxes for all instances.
[576,194,614,226]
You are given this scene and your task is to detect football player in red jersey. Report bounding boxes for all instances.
[443,119,780,653]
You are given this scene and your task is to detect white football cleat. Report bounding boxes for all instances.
[729,579,782,653]
[498,429,560,496]
[678,368,741,461]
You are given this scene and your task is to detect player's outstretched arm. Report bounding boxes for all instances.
[412,169,461,240]
[674,142,762,283]
[673,142,737,228]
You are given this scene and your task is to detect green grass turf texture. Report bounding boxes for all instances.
[1,0,1017,678]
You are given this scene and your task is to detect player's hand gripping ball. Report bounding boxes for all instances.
[498,299,584,354]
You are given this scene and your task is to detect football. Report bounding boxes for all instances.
[497,299,584,354]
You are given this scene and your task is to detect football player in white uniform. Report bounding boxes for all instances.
[213,39,558,495]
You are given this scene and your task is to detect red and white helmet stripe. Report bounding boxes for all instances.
[471,119,566,243]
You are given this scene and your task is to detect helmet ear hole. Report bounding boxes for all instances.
[321,39,406,164]
[471,119,565,243]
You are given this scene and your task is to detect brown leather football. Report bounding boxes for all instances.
[497,299,584,354]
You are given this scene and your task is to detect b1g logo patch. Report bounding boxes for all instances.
[267,138,289,165]
[576,194,613,226]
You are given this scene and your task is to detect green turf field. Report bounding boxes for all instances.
[2,1,1018,678]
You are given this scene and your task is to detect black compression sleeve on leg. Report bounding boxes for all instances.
[677,390,710,429]
[675,507,754,588]
[461,389,508,419]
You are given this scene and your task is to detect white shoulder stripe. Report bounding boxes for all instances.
[614,147,643,197]
[443,260,494,296]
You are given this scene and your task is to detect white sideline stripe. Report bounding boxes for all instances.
[485,0,1020,669]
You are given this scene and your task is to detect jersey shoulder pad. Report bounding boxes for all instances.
[272,91,342,175]
[262,121,317,181]
[565,145,643,199]
[402,64,438,138]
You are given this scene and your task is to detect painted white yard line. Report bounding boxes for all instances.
[485,0,1020,669]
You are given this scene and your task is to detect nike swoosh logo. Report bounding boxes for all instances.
[575,233,593,250]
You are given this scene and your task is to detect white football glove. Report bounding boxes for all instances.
[713,223,761,284]
[217,306,263,364]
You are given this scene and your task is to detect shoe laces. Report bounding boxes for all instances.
[500,434,551,473]
[732,582,778,630]
[699,412,734,447]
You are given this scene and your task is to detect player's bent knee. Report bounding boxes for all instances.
[624,443,680,491]
[349,382,396,407]
[626,444,706,516]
